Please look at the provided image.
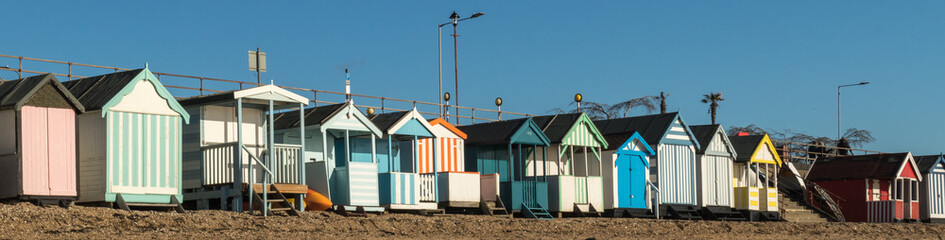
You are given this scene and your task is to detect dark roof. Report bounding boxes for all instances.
[532,113,583,143]
[0,74,83,111]
[729,135,765,162]
[369,110,409,132]
[806,153,912,181]
[914,154,944,174]
[689,124,721,153]
[457,118,530,145]
[271,103,347,130]
[593,112,679,148]
[177,90,239,107]
[62,69,144,111]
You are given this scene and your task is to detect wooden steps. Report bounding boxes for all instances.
[249,184,300,216]
[479,195,510,217]
[521,204,554,220]
[572,203,602,217]
[662,205,703,220]
[114,193,185,213]
[779,195,828,223]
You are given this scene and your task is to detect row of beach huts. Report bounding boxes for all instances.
[0,68,943,223]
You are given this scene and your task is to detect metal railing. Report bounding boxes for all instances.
[773,140,886,164]
[0,54,534,125]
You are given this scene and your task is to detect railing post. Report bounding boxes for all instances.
[199,77,204,95]
[381,97,386,113]
[17,57,22,79]
[68,62,73,80]
[471,109,475,124]
[312,90,318,107]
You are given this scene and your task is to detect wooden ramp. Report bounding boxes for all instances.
[114,193,185,213]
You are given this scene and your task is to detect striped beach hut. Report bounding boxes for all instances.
[369,109,438,211]
[178,85,309,215]
[689,124,743,220]
[594,112,703,219]
[272,102,384,212]
[807,153,921,222]
[459,117,553,219]
[63,67,189,210]
[0,74,84,205]
[416,118,480,208]
[729,134,782,220]
[532,113,608,216]
[912,154,944,223]
[598,131,656,217]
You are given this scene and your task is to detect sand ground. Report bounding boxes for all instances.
[1,202,943,239]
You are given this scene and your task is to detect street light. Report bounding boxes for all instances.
[437,11,484,123]
[838,81,870,140]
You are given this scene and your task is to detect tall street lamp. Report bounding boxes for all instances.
[438,11,483,122]
[838,82,870,140]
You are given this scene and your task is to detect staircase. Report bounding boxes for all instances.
[521,203,554,219]
[250,184,301,216]
[699,206,748,221]
[572,203,602,217]
[480,195,510,217]
[779,195,828,222]
[662,205,703,220]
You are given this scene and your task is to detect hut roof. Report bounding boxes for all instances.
[0,74,83,111]
[272,103,347,130]
[914,154,945,174]
[62,69,144,111]
[593,112,697,150]
[806,153,917,181]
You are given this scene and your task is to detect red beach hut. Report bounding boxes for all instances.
[806,152,922,222]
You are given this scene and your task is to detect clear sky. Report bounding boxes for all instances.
[2,1,944,154]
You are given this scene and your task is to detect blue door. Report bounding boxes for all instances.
[628,155,647,209]
[616,154,633,208]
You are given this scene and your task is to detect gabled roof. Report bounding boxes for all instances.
[593,112,700,149]
[532,113,608,148]
[615,131,655,156]
[807,152,921,181]
[914,154,945,174]
[729,134,780,165]
[62,68,189,122]
[428,118,467,139]
[271,102,382,138]
[178,84,309,107]
[0,74,84,112]
[369,108,434,136]
[457,117,551,146]
[689,124,736,157]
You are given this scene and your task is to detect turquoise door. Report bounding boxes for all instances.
[628,155,647,209]
[616,154,632,208]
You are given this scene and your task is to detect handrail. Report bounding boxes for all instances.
[244,146,272,176]
[647,180,660,219]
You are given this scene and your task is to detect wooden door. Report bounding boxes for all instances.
[46,108,76,196]
[20,106,49,195]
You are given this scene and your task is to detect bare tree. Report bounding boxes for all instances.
[609,95,658,118]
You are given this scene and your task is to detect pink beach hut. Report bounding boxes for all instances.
[0,74,84,205]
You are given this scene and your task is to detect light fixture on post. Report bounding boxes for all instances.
[574,93,583,110]
[837,81,870,140]
[443,92,452,121]
[495,97,503,120]
[437,11,484,122]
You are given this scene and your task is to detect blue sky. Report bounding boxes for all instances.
[2,1,944,154]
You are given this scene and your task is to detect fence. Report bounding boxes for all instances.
[419,173,437,202]
[0,54,533,125]
[773,140,885,164]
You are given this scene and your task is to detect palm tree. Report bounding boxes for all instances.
[701,92,725,125]
[609,96,658,118]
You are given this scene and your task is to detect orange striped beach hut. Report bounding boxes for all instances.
[417,118,480,208]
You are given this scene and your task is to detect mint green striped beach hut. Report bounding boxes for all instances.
[532,113,608,216]
[64,67,190,208]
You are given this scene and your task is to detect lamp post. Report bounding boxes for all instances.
[438,11,483,122]
[838,82,870,140]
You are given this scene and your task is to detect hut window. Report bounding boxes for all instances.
[895,179,903,200]
[911,180,918,201]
